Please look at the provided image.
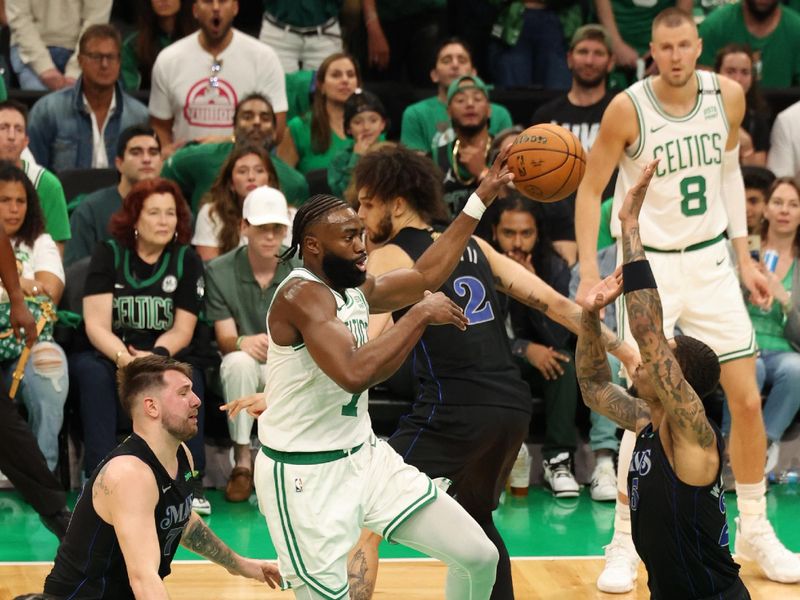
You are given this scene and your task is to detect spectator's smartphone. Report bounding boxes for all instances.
[748,234,761,261]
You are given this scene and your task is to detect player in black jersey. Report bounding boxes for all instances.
[17,356,280,600]
[576,162,749,599]
[345,146,639,600]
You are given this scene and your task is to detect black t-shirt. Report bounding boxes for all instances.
[531,91,618,241]
[390,227,531,413]
[742,109,770,153]
[84,240,204,350]
[629,423,746,599]
[45,434,194,599]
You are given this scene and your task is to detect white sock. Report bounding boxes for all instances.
[736,479,767,526]
[614,500,632,537]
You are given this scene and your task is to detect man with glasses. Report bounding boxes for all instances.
[27,25,149,172]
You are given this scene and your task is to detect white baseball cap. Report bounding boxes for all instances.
[242,186,291,227]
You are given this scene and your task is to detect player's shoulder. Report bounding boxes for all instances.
[276,275,336,312]
[96,455,157,492]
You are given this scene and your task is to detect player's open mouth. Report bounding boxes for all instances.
[355,255,368,271]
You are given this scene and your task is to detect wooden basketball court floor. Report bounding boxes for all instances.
[2,487,798,599]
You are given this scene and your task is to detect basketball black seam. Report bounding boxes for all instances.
[546,146,579,200]
[510,149,584,183]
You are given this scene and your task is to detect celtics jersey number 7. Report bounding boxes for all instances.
[610,70,730,250]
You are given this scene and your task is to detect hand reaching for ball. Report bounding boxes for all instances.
[474,144,514,207]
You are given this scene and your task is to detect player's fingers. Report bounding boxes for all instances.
[554,351,570,362]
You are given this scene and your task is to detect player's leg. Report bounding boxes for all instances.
[389,491,499,600]
[347,529,380,600]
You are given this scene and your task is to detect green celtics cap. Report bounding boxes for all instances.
[446,75,491,104]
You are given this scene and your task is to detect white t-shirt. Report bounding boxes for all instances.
[0,234,64,302]
[149,30,288,142]
[192,203,226,248]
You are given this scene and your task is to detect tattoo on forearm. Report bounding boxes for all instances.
[181,518,238,571]
[621,224,646,263]
[348,549,373,600]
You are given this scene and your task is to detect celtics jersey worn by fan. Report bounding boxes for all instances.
[611,70,730,250]
[44,435,194,599]
[260,267,372,452]
[390,227,531,411]
[628,424,749,599]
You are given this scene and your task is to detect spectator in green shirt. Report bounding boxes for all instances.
[161,93,308,211]
[400,37,514,154]
[699,0,800,88]
[120,0,196,91]
[275,52,359,175]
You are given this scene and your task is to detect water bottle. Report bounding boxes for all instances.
[509,443,531,497]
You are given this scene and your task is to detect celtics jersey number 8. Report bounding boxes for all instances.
[610,71,730,250]
[260,268,372,452]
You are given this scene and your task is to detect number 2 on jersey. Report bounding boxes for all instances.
[453,276,495,325]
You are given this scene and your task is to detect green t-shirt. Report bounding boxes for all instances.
[748,260,795,352]
[400,96,514,154]
[63,185,121,267]
[699,3,800,88]
[597,197,615,250]
[288,114,350,174]
[0,77,7,102]
[611,0,673,54]
[262,0,342,26]
[204,245,301,336]
[161,141,309,212]
[327,144,359,198]
[285,69,315,122]
[22,160,70,242]
[120,31,171,91]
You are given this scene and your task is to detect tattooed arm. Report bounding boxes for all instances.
[181,512,281,587]
[619,161,716,451]
[474,236,639,371]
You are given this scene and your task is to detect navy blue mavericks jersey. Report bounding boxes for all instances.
[628,423,747,599]
[390,227,531,412]
[44,434,194,599]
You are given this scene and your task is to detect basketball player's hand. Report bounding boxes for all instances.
[526,343,569,380]
[475,145,514,207]
[416,290,469,330]
[234,556,282,588]
[579,266,623,312]
[9,295,37,348]
[221,393,268,418]
[240,333,269,362]
[740,259,771,309]
[618,159,659,224]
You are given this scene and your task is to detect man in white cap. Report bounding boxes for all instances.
[204,186,300,502]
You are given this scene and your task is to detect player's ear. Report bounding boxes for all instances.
[303,234,321,257]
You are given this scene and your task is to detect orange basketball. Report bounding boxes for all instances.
[506,123,586,203]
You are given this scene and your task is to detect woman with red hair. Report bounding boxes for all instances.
[71,178,211,512]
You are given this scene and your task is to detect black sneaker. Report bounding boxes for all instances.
[39,508,72,541]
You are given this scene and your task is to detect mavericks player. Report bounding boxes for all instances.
[576,161,750,599]
[574,7,800,590]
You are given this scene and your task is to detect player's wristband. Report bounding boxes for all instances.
[235,335,245,351]
[462,193,487,221]
[622,260,657,293]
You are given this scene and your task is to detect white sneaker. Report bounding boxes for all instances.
[590,459,617,502]
[765,442,780,476]
[735,516,800,583]
[597,530,639,593]
[543,452,579,498]
[192,496,212,516]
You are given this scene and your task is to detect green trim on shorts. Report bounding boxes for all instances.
[274,461,350,600]
[382,478,438,543]
[643,233,725,254]
[717,330,757,364]
[262,443,363,465]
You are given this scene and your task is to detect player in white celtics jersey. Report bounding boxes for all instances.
[252,155,515,600]
[574,7,800,592]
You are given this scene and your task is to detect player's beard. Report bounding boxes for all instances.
[163,413,198,443]
[745,0,779,22]
[322,251,367,290]
[368,209,394,245]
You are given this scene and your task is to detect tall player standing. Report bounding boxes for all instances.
[574,7,800,592]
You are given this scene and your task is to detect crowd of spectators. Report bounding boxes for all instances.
[0,0,799,528]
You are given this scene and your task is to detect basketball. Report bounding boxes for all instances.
[506,123,586,203]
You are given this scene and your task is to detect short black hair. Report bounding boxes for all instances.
[742,165,775,196]
[233,93,276,126]
[0,99,29,128]
[353,145,449,225]
[116,124,161,159]
[673,335,720,400]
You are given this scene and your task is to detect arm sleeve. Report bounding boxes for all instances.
[84,242,117,296]
[32,234,65,283]
[173,247,204,315]
[64,0,112,79]
[721,145,748,240]
[6,0,55,76]
[766,111,797,178]
[203,263,233,322]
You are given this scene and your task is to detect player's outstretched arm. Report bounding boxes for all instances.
[270,281,467,394]
[92,457,171,600]
[364,148,513,314]
[619,161,716,450]
[180,512,281,588]
[474,236,640,374]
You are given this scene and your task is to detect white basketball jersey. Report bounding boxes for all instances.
[610,71,730,249]
[259,268,372,452]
